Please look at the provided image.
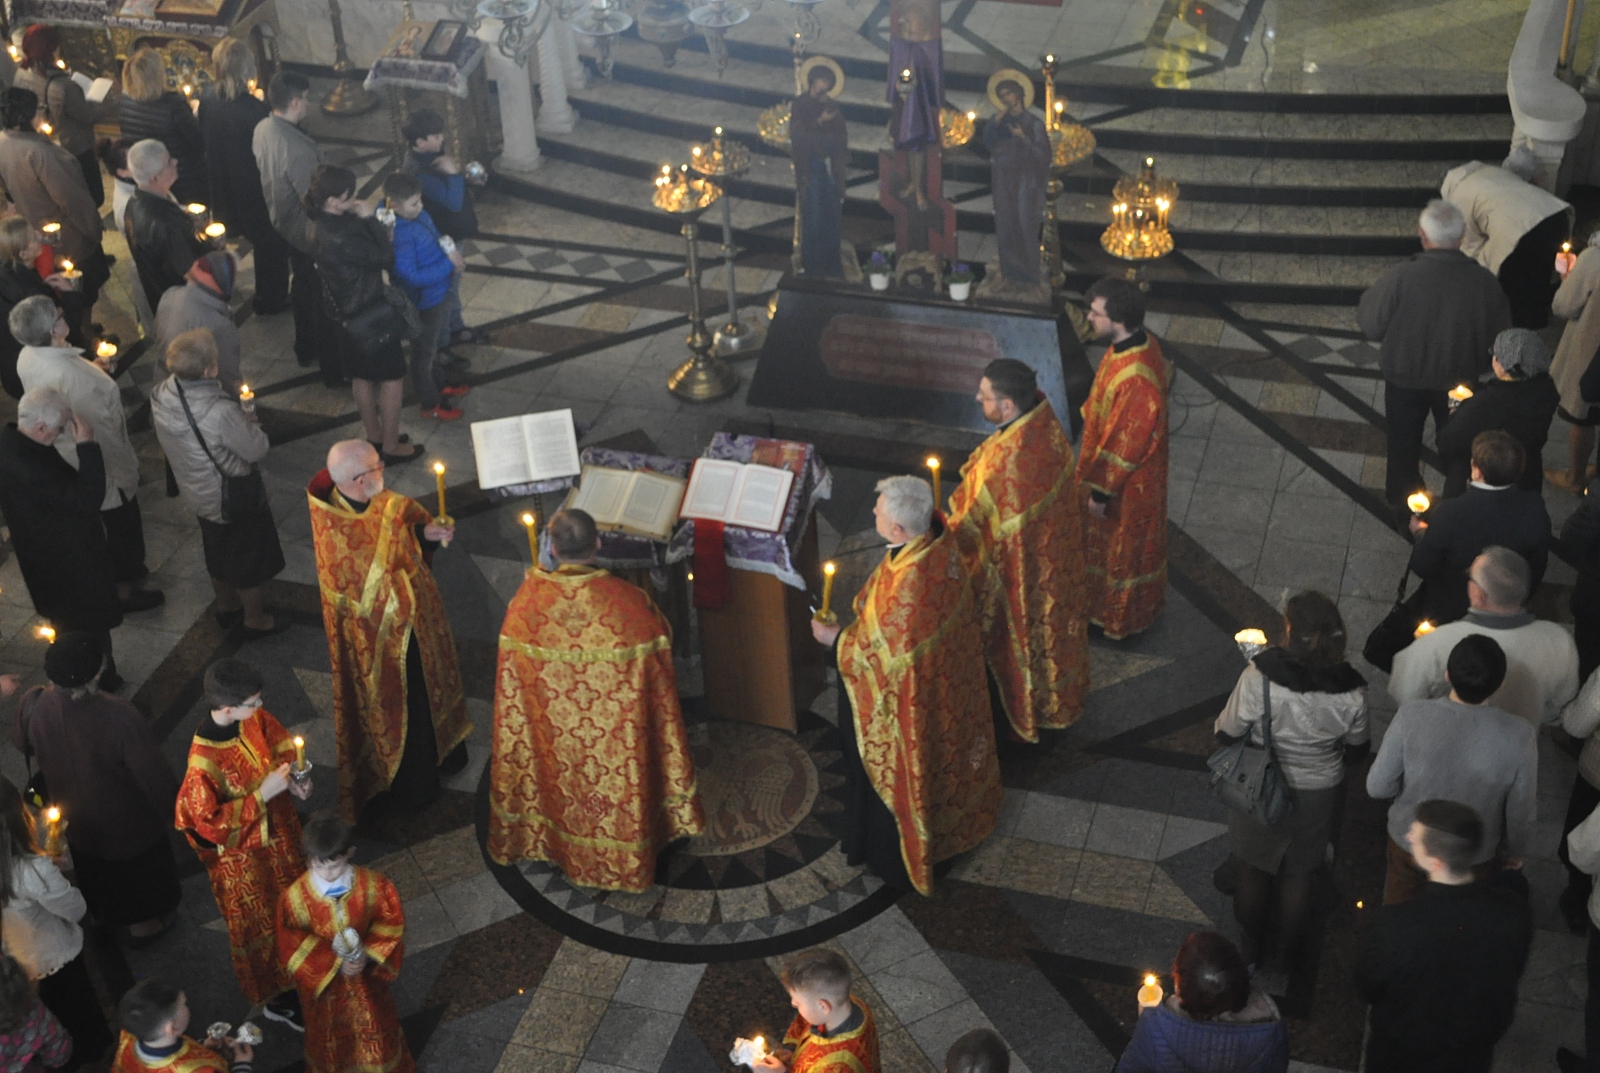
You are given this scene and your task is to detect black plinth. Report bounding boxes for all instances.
[748,276,1093,438]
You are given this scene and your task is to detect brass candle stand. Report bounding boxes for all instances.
[1039,53,1095,289]
[690,127,765,360]
[322,0,380,115]
[1100,156,1178,278]
[654,165,740,401]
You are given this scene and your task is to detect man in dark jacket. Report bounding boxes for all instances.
[0,388,124,687]
[1358,799,1532,1073]
[123,139,211,314]
[1563,477,1600,679]
[1410,430,1551,625]
[1437,328,1561,497]
[1359,199,1513,516]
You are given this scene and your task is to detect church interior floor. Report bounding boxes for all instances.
[4,4,1597,1059]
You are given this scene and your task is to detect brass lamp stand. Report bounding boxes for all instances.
[1039,53,1094,289]
[323,0,380,115]
[690,126,765,360]
[655,165,740,402]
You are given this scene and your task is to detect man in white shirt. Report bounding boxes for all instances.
[1391,545,1578,727]
[11,296,162,612]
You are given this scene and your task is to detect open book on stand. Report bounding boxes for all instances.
[470,409,581,490]
[679,458,794,533]
[564,465,686,541]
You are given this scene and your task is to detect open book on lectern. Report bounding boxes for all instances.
[679,458,794,533]
[564,465,687,542]
[469,409,582,490]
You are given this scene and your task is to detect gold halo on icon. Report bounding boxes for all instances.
[987,67,1035,111]
[798,55,846,98]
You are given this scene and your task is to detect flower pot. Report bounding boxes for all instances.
[869,273,890,291]
[948,280,972,301]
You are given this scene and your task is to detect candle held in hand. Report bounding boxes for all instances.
[238,384,255,413]
[1406,492,1431,515]
[817,561,837,622]
[43,806,61,854]
[433,462,448,521]
[1137,973,1163,1007]
[1414,620,1435,638]
[293,735,306,769]
[1234,628,1267,657]
[37,625,54,643]
[521,512,539,564]
[926,456,941,504]
[1446,384,1473,404]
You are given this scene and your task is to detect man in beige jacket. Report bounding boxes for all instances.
[1443,147,1572,329]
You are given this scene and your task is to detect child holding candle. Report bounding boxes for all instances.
[754,950,879,1073]
[111,978,252,1073]
[275,815,409,1073]
[176,660,310,1031]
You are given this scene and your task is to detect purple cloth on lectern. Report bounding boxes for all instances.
[887,38,943,150]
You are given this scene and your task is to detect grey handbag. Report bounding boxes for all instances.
[1207,672,1295,826]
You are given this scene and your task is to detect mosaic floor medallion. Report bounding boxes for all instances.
[478,712,899,961]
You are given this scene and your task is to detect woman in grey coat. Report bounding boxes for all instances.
[149,327,284,636]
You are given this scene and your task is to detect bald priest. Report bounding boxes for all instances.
[307,440,471,819]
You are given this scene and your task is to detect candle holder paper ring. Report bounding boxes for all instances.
[986,67,1034,111]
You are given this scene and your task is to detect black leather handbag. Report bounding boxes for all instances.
[174,380,269,523]
[339,285,422,355]
[1362,572,1427,674]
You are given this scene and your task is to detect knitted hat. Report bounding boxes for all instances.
[20,26,59,66]
[44,631,103,688]
[2,88,38,132]
[189,251,236,300]
[1493,327,1552,377]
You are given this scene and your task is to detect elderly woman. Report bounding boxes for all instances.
[153,251,243,395]
[12,26,107,208]
[306,164,421,462]
[1215,592,1368,993]
[118,48,207,206]
[1115,931,1288,1073]
[0,388,123,689]
[0,216,81,399]
[150,329,282,635]
[1437,327,1561,497]
[197,39,286,315]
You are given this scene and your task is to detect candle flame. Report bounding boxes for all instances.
[44,806,59,822]
[1406,492,1431,514]
[58,259,72,273]
[204,222,227,238]
[37,626,54,642]
[714,125,723,136]
[823,561,836,577]
[1565,241,1573,253]
[966,110,976,120]
[1356,900,1364,909]
[38,121,50,135]
[5,46,17,61]
[433,461,446,475]
[521,512,535,527]
[1145,156,1155,167]
[926,456,939,471]
[1234,628,1267,646]
[1414,620,1435,638]
[692,146,701,155]
[96,340,117,358]
[1044,53,1055,63]
[239,384,251,396]
[41,222,59,233]
[1144,974,1156,987]
[186,203,207,215]
[1054,100,1064,111]
[293,735,304,748]
[54,59,65,69]
[182,83,192,95]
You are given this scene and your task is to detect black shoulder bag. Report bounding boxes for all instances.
[173,379,269,523]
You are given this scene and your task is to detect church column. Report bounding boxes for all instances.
[537,21,578,133]
[480,18,542,172]
[557,15,588,94]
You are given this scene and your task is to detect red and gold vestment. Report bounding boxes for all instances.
[488,565,703,892]
[949,398,1090,739]
[306,471,471,820]
[1075,333,1169,639]
[837,529,1003,895]
[175,709,306,1004]
[111,1035,226,1073]
[781,999,881,1073]
[276,867,410,1073]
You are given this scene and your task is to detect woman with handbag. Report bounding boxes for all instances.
[149,328,285,638]
[1213,591,1369,993]
[305,164,422,464]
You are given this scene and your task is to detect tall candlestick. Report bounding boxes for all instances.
[521,512,540,565]
[433,462,448,521]
[926,456,941,505]
[818,561,837,621]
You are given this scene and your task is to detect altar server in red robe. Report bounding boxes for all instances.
[1078,276,1169,638]
[756,949,880,1073]
[111,979,252,1073]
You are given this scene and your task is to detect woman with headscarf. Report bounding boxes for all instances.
[1437,327,1561,497]
[790,64,848,278]
[11,26,107,208]
[153,251,243,394]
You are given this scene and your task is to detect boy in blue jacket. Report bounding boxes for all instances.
[383,172,470,420]
[400,109,484,360]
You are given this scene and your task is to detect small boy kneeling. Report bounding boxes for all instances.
[757,950,879,1073]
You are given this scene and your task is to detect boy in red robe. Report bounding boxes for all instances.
[756,950,880,1073]
[276,814,410,1073]
[111,978,253,1073]
[175,659,309,1027]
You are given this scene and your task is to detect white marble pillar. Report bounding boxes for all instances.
[480,19,542,171]
[557,16,588,94]
[537,21,578,132]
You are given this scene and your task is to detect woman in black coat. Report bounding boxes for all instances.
[0,218,85,398]
[197,39,287,314]
[1437,327,1561,497]
[306,165,421,463]
[0,393,124,683]
[119,47,209,207]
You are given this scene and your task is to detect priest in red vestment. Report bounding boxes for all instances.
[111,979,249,1073]
[276,815,410,1073]
[1077,277,1169,639]
[307,440,471,820]
[813,476,1003,895]
[175,659,308,1023]
[488,509,703,892]
[948,358,1090,740]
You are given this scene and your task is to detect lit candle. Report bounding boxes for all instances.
[186,203,207,217]
[433,461,449,519]
[1446,384,1473,404]
[521,512,539,564]
[43,807,61,855]
[37,120,51,136]
[1234,628,1268,658]
[293,735,306,768]
[1406,492,1431,515]
[54,58,65,69]
[95,340,118,360]
[204,221,227,239]
[818,561,836,620]
[5,46,18,62]
[1137,973,1163,1007]
[182,83,193,96]
[57,259,73,275]
[926,456,941,503]
[37,625,55,643]
[1414,620,1435,638]
[40,222,59,245]
[237,383,255,413]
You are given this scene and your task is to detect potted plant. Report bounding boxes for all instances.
[946,262,975,301]
[866,248,894,291]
